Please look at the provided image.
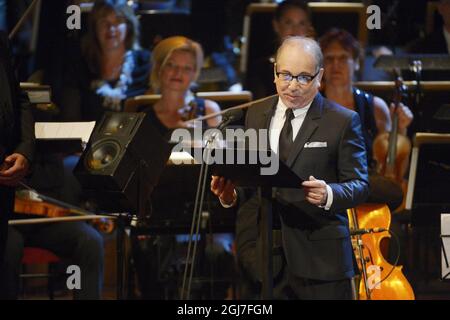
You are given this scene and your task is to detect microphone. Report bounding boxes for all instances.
[216,108,244,131]
[350,227,387,236]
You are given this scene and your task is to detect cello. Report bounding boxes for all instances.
[348,204,415,300]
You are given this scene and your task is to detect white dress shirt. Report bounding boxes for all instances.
[269,98,333,210]
[221,97,333,210]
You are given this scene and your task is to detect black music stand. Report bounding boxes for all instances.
[374,54,450,130]
[36,138,83,154]
[204,148,304,299]
[405,133,450,225]
[405,133,450,282]
[374,54,450,71]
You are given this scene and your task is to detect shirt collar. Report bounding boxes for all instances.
[276,97,312,118]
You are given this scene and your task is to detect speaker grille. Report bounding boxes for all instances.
[85,140,121,171]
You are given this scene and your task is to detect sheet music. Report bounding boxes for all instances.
[35,122,96,144]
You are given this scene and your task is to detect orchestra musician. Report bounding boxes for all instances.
[0,31,35,297]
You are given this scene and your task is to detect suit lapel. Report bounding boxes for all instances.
[261,95,278,151]
[286,93,323,167]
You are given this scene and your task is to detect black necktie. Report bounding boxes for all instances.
[278,108,295,163]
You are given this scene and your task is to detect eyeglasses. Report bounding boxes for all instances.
[275,68,320,86]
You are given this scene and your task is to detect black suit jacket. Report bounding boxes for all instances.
[0,32,35,263]
[0,32,35,163]
[240,93,369,281]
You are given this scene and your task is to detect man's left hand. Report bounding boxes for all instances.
[0,153,29,186]
[302,175,328,206]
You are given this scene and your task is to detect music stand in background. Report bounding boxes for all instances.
[405,133,450,281]
[374,54,450,131]
[405,132,450,221]
[375,54,450,71]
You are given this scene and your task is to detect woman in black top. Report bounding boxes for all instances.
[60,0,150,122]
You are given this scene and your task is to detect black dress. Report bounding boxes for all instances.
[60,49,151,122]
[142,97,208,137]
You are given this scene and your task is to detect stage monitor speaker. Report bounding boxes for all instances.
[74,112,172,213]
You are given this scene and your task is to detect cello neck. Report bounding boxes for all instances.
[385,106,399,177]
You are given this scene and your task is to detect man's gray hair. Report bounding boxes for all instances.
[275,36,323,72]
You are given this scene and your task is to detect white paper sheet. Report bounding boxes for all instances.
[35,122,96,143]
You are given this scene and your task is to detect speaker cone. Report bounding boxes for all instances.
[85,140,121,171]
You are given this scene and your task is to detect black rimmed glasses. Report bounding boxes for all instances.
[274,65,320,86]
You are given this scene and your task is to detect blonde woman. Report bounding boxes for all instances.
[143,36,221,133]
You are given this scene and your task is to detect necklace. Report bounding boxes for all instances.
[91,50,135,111]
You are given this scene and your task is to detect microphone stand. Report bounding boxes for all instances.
[349,208,372,300]
[409,60,424,130]
[184,94,278,124]
[9,0,40,40]
[180,112,239,300]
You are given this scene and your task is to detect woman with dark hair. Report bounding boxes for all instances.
[246,0,315,99]
[61,0,150,121]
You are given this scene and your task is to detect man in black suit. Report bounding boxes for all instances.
[0,31,103,300]
[0,32,35,270]
[211,36,369,299]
